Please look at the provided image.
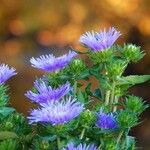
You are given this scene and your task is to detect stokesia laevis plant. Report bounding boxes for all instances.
[0,27,149,150]
[24,27,149,150]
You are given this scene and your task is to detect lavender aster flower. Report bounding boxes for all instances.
[30,51,77,72]
[79,27,121,52]
[63,142,98,150]
[96,110,118,130]
[25,80,71,104]
[0,64,17,84]
[28,97,84,125]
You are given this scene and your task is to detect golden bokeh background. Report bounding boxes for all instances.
[0,0,150,148]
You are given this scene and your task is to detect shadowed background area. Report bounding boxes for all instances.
[0,0,150,149]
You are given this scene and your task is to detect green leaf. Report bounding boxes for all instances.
[117,75,150,86]
[93,88,102,99]
[85,83,92,95]
[125,136,135,150]
[0,107,15,121]
[0,139,17,150]
[0,131,18,140]
[77,91,86,103]
[78,69,90,80]
[40,135,57,142]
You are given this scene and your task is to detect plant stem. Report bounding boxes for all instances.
[105,90,110,105]
[57,137,61,150]
[113,96,119,112]
[110,80,115,110]
[98,145,101,150]
[74,80,77,96]
[80,128,85,140]
[116,131,124,147]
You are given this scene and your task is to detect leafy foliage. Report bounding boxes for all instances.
[0,28,149,150]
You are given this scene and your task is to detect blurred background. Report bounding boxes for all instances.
[0,0,150,149]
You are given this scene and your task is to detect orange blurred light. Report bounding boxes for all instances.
[3,40,22,57]
[138,17,150,35]
[8,19,25,36]
[37,30,53,46]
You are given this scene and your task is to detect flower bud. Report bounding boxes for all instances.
[107,60,127,77]
[122,44,145,63]
[90,49,113,64]
[117,110,138,129]
[67,59,86,78]
[125,95,147,115]
[80,110,96,127]
[5,122,13,130]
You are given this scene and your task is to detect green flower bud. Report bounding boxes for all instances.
[125,95,147,114]
[122,44,145,63]
[41,140,49,149]
[4,122,13,130]
[80,110,96,128]
[90,49,113,64]
[107,60,127,77]
[117,110,138,129]
[105,140,116,150]
[69,59,86,75]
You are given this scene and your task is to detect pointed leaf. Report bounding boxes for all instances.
[93,88,102,100]
[125,136,135,150]
[0,107,15,118]
[0,131,18,140]
[40,135,57,142]
[117,75,150,86]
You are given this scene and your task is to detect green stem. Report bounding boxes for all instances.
[116,131,124,147]
[105,90,110,105]
[98,145,101,150]
[57,137,61,150]
[74,80,77,96]
[113,96,119,112]
[110,80,115,110]
[80,128,85,140]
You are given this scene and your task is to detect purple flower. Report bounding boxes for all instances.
[0,64,17,84]
[28,97,84,125]
[79,27,121,52]
[25,80,71,104]
[30,51,77,72]
[96,110,118,130]
[63,143,98,150]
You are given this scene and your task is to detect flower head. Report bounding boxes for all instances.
[79,27,121,52]
[63,142,98,150]
[96,110,118,130]
[0,64,17,84]
[28,97,84,125]
[30,51,77,72]
[25,80,71,104]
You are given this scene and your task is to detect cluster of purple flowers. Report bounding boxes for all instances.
[79,27,121,52]
[0,63,17,84]
[63,143,98,150]
[26,50,84,125]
